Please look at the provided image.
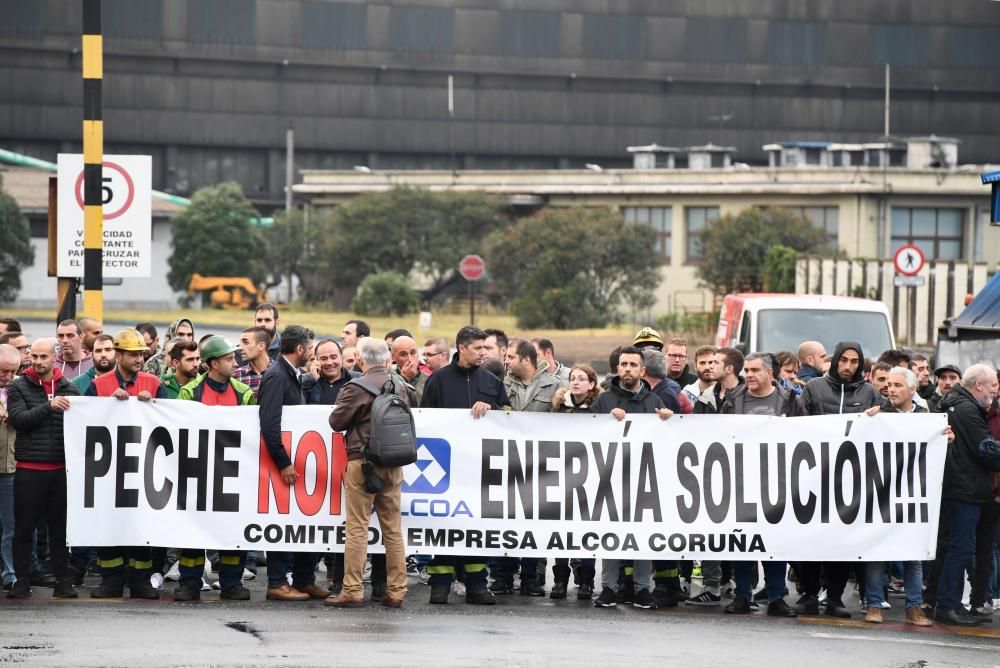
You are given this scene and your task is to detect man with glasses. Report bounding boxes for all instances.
[422,338,450,373]
[664,338,697,388]
[0,333,29,374]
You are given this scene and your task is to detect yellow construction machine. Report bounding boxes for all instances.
[187,273,270,310]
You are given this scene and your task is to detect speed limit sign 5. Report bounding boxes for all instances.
[56,153,152,279]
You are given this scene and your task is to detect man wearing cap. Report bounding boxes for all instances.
[86,328,166,599]
[171,336,255,602]
[928,364,962,413]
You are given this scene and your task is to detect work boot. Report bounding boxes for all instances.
[90,575,125,599]
[865,607,883,624]
[465,588,496,605]
[173,578,201,602]
[220,583,252,601]
[550,565,571,599]
[489,577,514,595]
[652,583,679,609]
[129,576,161,600]
[794,593,820,615]
[68,565,86,587]
[824,597,851,619]
[429,586,450,604]
[52,579,78,599]
[519,579,545,597]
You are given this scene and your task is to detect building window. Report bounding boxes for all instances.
[870,24,928,68]
[785,206,839,251]
[301,1,368,50]
[890,207,964,261]
[768,21,828,66]
[685,206,720,264]
[187,0,256,45]
[582,14,645,61]
[623,207,671,263]
[388,5,454,54]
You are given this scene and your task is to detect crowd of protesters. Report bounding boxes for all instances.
[0,310,997,629]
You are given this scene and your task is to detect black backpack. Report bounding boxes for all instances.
[349,376,418,467]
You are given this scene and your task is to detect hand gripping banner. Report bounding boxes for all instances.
[64,397,947,561]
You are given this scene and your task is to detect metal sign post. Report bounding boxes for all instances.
[459,254,486,326]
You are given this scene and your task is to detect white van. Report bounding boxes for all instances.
[716,293,896,356]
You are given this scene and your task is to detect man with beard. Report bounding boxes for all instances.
[72,335,115,395]
[928,364,962,413]
[591,346,671,611]
[421,326,510,606]
[254,304,282,362]
[160,341,201,400]
[682,345,717,404]
[795,341,886,618]
[85,329,166,599]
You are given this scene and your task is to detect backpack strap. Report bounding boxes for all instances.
[347,376,381,397]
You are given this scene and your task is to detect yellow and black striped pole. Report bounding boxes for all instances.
[82,0,103,321]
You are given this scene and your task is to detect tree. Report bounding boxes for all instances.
[762,244,798,293]
[485,207,661,329]
[262,208,308,301]
[306,188,510,308]
[0,180,35,303]
[352,272,421,316]
[166,182,267,294]
[696,207,828,295]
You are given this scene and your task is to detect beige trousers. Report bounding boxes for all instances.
[342,459,407,598]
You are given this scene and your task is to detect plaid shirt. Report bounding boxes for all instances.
[233,358,271,400]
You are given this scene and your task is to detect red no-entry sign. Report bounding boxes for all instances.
[459,254,486,281]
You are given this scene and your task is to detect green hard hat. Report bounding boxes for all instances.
[200,335,238,363]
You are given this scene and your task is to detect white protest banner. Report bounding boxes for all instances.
[64,397,947,561]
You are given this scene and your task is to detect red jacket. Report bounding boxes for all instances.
[91,369,163,398]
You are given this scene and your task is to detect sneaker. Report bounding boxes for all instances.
[865,607,883,624]
[680,579,691,597]
[242,568,256,581]
[52,579,78,599]
[164,562,180,582]
[752,588,769,603]
[150,573,164,590]
[451,580,466,597]
[887,581,905,597]
[686,590,722,606]
[724,595,752,614]
[201,578,212,592]
[617,578,634,605]
[418,568,430,586]
[968,606,992,620]
[905,607,933,627]
[748,599,760,610]
[881,600,891,609]
[633,588,654,609]
[7,580,30,599]
[406,557,418,575]
[362,561,372,583]
[594,587,617,608]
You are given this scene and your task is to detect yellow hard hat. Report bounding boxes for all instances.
[633,327,663,350]
[113,327,147,352]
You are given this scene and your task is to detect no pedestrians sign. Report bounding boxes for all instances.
[56,154,152,278]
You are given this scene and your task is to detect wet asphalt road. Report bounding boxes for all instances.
[2,572,999,668]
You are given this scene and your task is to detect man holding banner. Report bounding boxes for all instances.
[86,328,165,600]
[720,352,802,618]
[796,341,886,618]
[421,326,510,606]
[258,325,328,602]
[173,336,255,602]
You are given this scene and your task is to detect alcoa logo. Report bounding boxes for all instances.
[403,438,451,494]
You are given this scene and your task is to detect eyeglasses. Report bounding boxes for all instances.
[666,354,686,359]
[424,351,448,357]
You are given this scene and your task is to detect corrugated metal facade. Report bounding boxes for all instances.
[1,0,998,203]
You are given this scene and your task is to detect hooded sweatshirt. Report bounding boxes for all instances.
[143,318,194,377]
[54,349,93,380]
[800,341,886,416]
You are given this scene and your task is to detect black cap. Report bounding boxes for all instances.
[934,364,962,378]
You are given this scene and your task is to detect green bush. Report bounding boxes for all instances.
[351,272,420,317]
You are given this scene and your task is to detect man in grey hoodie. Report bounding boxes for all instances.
[143,318,194,378]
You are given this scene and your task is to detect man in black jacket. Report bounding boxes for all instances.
[933,364,998,626]
[421,326,510,606]
[592,346,669,611]
[6,339,78,599]
[258,325,328,603]
[796,341,886,619]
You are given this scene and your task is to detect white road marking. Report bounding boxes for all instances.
[809,631,998,652]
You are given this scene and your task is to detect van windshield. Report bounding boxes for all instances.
[756,309,893,357]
